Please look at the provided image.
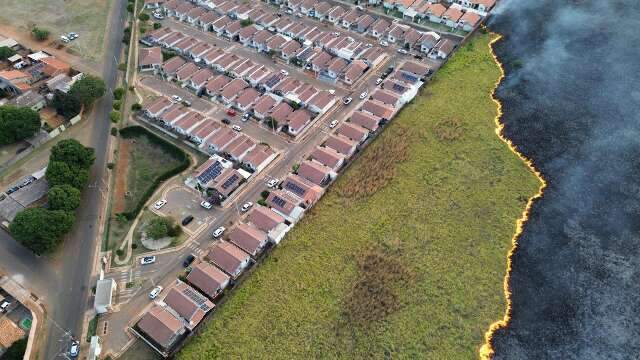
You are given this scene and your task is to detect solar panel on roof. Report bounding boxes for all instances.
[392,83,406,93]
[272,195,287,208]
[221,174,239,190]
[285,181,306,196]
[197,161,224,184]
[183,286,208,308]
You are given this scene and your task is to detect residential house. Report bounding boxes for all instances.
[41,57,70,77]
[173,111,205,135]
[220,78,249,104]
[369,18,390,39]
[174,2,196,21]
[224,134,256,161]
[10,91,46,112]
[146,27,174,43]
[285,109,312,136]
[198,11,220,31]
[268,101,294,128]
[395,0,418,13]
[361,99,395,120]
[161,56,186,80]
[173,37,200,54]
[136,306,185,353]
[287,0,305,13]
[326,57,348,79]
[163,0,182,16]
[326,6,346,24]
[186,68,213,93]
[205,241,251,279]
[342,60,368,85]
[251,30,273,52]
[189,42,213,60]
[387,23,410,44]
[0,70,32,95]
[313,2,332,20]
[308,91,336,114]
[296,160,332,186]
[162,281,214,330]
[400,61,432,80]
[324,134,358,156]
[212,167,244,199]
[359,46,386,67]
[299,0,316,16]
[420,32,441,53]
[467,0,496,12]
[228,224,269,258]
[139,47,163,72]
[222,20,243,39]
[46,74,73,93]
[459,11,482,31]
[158,104,189,126]
[442,7,463,27]
[341,9,361,29]
[311,51,333,74]
[265,35,288,54]
[280,40,302,62]
[350,110,381,132]
[246,205,288,244]
[234,87,260,112]
[371,89,402,108]
[309,146,344,171]
[403,28,423,50]
[241,144,276,172]
[212,52,241,72]
[424,3,447,24]
[211,16,232,35]
[202,48,226,67]
[266,190,305,222]
[252,95,279,120]
[206,127,238,153]
[186,261,230,299]
[175,62,200,83]
[186,7,207,25]
[356,14,376,33]
[205,74,232,98]
[144,96,174,118]
[274,18,294,34]
[281,173,323,206]
[144,0,164,9]
[238,25,259,46]
[336,122,369,143]
[429,38,455,59]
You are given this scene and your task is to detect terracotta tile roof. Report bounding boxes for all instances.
[310,146,344,169]
[426,3,447,17]
[242,144,275,168]
[337,122,369,141]
[206,74,232,94]
[175,62,200,80]
[362,99,395,119]
[350,110,380,131]
[162,56,186,73]
[266,190,299,216]
[163,282,213,329]
[371,89,400,106]
[228,223,268,256]
[343,60,368,82]
[460,12,482,26]
[443,6,464,21]
[187,261,230,298]
[206,241,250,276]
[137,306,184,348]
[235,87,260,108]
[246,205,285,232]
[190,68,214,86]
[286,109,312,130]
[324,134,357,155]
[220,78,249,100]
[297,160,332,186]
[269,102,294,123]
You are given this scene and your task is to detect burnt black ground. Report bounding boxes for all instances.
[487,1,640,359]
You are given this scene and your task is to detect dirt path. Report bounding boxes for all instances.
[113,139,130,214]
[0,24,100,75]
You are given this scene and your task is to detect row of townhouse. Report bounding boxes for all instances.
[381,0,490,30]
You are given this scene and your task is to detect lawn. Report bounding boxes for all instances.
[0,0,111,61]
[178,32,541,359]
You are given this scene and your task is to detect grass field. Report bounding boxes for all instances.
[178,32,540,359]
[0,0,111,61]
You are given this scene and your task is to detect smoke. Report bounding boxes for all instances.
[487,0,640,359]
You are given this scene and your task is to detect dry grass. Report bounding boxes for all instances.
[434,118,464,141]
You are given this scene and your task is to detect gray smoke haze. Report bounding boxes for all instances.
[487,0,640,359]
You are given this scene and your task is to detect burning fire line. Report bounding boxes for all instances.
[478,30,548,360]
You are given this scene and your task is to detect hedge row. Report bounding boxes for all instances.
[118,126,191,220]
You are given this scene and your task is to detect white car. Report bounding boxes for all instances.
[267,179,279,188]
[200,201,212,209]
[329,120,339,128]
[68,32,79,40]
[153,199,167,210]
[171,95,183,103]
[153,12,164,19]
[397,48,409,55]
[285,8,294,14]
[0,301,10,312]
[69,341,79,358]
[376,78,383,85]
[329,89,336,95]
[140,256,156,265]
[212,226,226,238]
[242,113,251,121]
[379,40,389,47]
[359,91,368,99]
[60,35,70,43]
[342,97,352,105]
[149,286,163,299]
[280,69,289,76]
[232,125,242,132]
[241,202,253,212]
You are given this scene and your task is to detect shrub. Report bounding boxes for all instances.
[146,217,178,239]
[110,127,118,136]
[110,111,121,123]
[153,22,162,30]
[257,199,267,206]
[107,162,115,169]
[113,87,125,100]
[139,13,150,21]
[118,63,127,71]
[112,100,121,111]
[126,3,134,12]
[31,27,50,41]
[131,103,142,111]
[260,190,270,199]
[116,249,124,256]
[0,46,16,60]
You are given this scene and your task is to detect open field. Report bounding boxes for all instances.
[178,32,540,359]
[0,0,111,61]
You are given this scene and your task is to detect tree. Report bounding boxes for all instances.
[31,27,50,41]
[127,3,134,12]
[47,184,81,211]
[240,19,253,27]
[138,13,150,21]
[51,91,82,119]
[153,22,162,30]
[113,87,125,100]
[0,46,16,60]
[131,103,142,111]
[50,139,96,169]
[46,160,90,189]
[10,208,75,254]
[3,338,27,360]
[110,111,121,123]
[69,75,106,108]
[0,105,41,145]
[146,217,176,239]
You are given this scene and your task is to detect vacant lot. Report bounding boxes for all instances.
[0,0,111,61]
[179,32,540,359]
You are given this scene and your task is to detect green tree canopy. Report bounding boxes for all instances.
[2,338,27,360]
[10,208,75,254]
[69,75,106,108]
[50,139,96,169]
[0,46,16,60]
[46,160,90,189]
[47,184,81,211]
[31,27,50,41]
[52,91,82,119]
[0,105,41,145]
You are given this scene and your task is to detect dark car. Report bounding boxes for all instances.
[183,254,195,267]
[181,215,194,226]
[222,118,231,125]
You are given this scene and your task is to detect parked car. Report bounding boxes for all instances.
[183,254,195,267]
[212,226,226,238]
[226,108,236,116]
[379,40,389,47]
[69,341,80,358]
[242,113,251,121]
[200,201,213,209]
[171,95,183,103]
[60,35,70,43]
[329,120,339,128]
[329,89,336,95]
[342,97,352,105]
[222,118,231,125]
[140,256,156,265]
[356,5,364,10]
[68,32,79,40]
[232,125,242,132]
[182,215,194,226]
[267,179,279,188]
[149,286,163,299]
[359,91,368,99]
[280,69,289,76]
[376,78,383,85]
[397,48,409,55]
[241,202,253,212]
[285,8,294,14]
[153,12,164,20]
[333,32,340,37]
[182,100,192,107]
[153,199,167,210]
[0,301,10,312]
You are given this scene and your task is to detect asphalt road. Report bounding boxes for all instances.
[40,1,128,358]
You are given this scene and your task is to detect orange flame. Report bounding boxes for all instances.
[478,31,548,359]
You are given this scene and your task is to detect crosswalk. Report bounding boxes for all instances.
[185,240,208,258]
